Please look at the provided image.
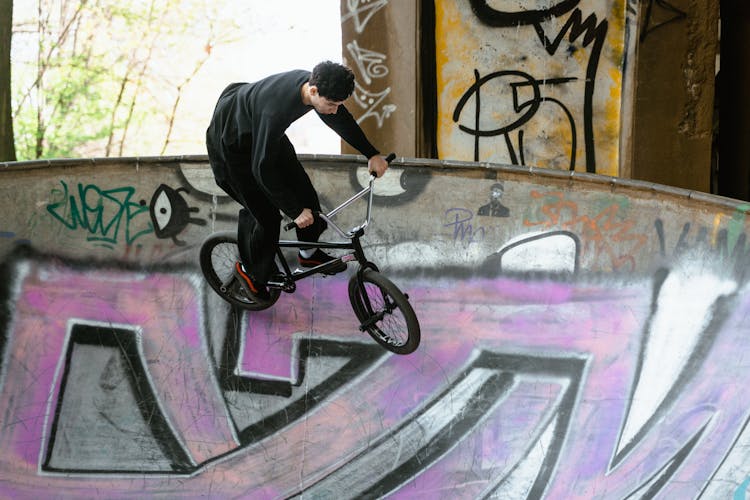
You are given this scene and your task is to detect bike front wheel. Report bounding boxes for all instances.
[348,269,420,354]
[199,231,280,311]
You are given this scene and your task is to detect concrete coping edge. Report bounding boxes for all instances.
[1,153,747,212]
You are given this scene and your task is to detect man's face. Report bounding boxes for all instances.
[309,86,345,114]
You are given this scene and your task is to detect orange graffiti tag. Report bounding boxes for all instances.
[524,191,648,271]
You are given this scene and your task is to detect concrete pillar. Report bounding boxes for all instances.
[630,0,719,193]
[339,1,421,158]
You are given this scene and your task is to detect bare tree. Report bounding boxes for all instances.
[160,43,211,155]
[0,0,16,161]
[105,0,159,156]
[157,0,240,155]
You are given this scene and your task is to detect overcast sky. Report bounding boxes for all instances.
[179,1,344,155]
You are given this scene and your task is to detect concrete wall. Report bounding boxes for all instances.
[340,1,420,157]
[341,1,720,194]
[343,1,639,177]
[631,0,719,192]
[1,156,750,497]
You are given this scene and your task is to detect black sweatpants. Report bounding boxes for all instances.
[208,135,326,284]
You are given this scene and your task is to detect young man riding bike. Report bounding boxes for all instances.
[206,61,388,302]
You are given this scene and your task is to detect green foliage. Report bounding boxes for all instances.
[11,0,235,160]
[15,54,114,159]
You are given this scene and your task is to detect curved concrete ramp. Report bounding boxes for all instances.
[0,155,749,498]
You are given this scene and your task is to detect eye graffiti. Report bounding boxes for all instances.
[148,185,206,246]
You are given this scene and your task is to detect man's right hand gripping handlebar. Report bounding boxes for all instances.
[292,207,316,229]
[368,152,394,179]
[284,153,396,231]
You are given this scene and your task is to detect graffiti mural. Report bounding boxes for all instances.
[435,0,633,176]
[1,157,750,497]
[45,181,206,250]
[46,181,153,249]
[341,0,396,129]
[1,246,750,498]
[639,0,687,42]
[148,184,206,245]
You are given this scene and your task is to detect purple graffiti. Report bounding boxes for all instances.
[0,255,748,497]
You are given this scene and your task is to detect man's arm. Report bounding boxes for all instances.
[318,106,379,157]
[319,106,390,178]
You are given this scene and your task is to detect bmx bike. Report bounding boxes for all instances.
[199,153,421,355]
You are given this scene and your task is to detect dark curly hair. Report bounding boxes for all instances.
[309,61,355,102]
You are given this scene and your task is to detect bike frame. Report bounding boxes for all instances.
[266,174,377,293]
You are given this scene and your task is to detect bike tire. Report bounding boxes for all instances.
[199,231,280,311]
[348,269,420,354]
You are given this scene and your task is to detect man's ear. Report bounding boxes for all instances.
[308,85,319,97]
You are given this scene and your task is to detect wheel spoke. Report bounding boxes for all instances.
[348,269,421,354]
[361,282,409,346]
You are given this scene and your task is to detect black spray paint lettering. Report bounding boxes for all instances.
[459,5,608,173]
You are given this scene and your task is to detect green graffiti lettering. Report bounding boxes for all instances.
[46,181,152,246]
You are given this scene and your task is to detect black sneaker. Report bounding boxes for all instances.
[298,249,347,275]
[233,262,271,301]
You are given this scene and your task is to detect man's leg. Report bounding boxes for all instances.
[277,136,346,274]
[233,180,281,285]
[277,136,327,243]
[207,138,276,298]
[293,178,326,244]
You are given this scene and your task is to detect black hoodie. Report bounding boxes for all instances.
[206,69,379,218]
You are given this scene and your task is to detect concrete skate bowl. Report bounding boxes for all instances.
[0,154,749,498]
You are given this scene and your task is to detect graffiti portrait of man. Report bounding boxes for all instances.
[478,182,510,217]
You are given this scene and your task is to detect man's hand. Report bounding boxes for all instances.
[368,155,389,178]
[294,208,314,228]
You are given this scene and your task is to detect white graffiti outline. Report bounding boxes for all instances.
[341,0,388,34]
[352,81,396,128]
[346,40,389,85]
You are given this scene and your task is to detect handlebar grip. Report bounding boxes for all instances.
[369,152,397,179]
[284,210,321,231]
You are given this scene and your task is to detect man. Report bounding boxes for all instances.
[477,182,510,217]
[206,61,388,302]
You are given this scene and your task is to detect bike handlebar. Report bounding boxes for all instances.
[284,153,396,231]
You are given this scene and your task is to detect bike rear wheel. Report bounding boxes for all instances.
[199,231,280,310]
[348,269,420,354]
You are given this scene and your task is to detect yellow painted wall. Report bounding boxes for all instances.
[435,0,632,176]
